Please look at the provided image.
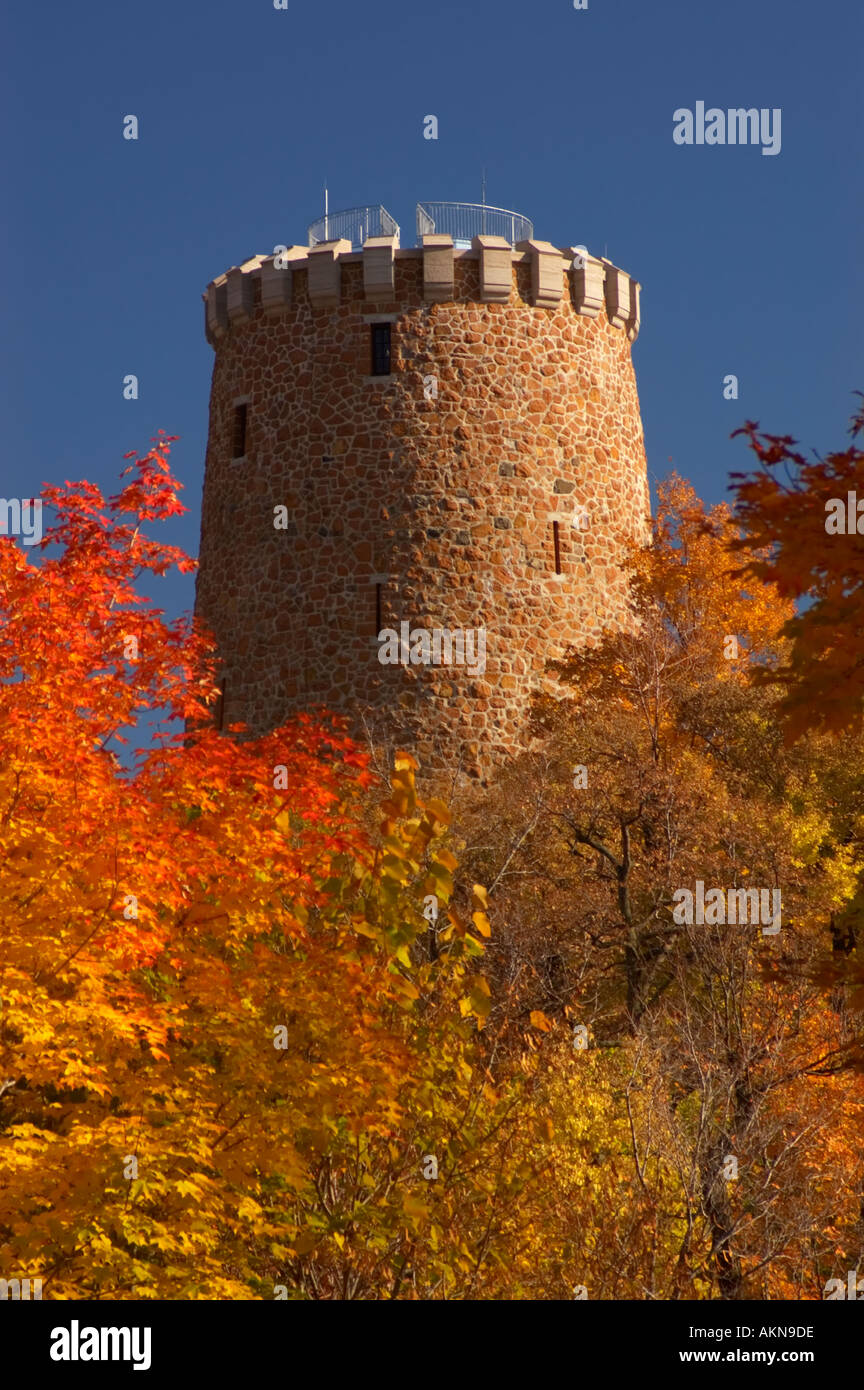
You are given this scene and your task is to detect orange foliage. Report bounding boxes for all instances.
[730,395,864,738]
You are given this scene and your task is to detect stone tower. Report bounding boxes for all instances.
[196,203,649,779]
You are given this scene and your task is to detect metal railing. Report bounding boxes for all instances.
[307,204,399,250]
[305,201,534,252]
[416,201,533,248]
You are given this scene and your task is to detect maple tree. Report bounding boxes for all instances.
[729,395,864,739]
[0,437,539,1299]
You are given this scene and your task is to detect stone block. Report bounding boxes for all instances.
[226,257,265,323]
[422,234,455,302]
[473,235,513,303]
[205,276,228,342]
[260,246,306,314]
[571,255,605,318]
[307,239,352,307]
[517,239,564,308]
[626,278,641,342]
[602,261,631,330]
[363,235,398,301]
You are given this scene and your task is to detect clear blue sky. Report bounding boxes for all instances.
[2,0,862,627]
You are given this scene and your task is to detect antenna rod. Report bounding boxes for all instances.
[324,182,329,240]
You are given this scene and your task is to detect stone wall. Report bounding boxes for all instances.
[195,234,650,779]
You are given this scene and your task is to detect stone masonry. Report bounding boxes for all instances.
[195,229,650,780]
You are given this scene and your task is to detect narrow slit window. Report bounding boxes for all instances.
[370,323,391,376]
[232,403,248,459]
[552,520,562,574]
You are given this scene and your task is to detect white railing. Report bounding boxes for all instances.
[416,201,533,248]
[307,204,400,250]
[306,201,534,252]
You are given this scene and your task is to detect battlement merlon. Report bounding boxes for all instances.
[202,238,642,346]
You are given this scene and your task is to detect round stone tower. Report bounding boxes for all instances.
[196,204,649,779]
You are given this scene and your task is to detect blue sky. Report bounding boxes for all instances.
[2,0,862,627]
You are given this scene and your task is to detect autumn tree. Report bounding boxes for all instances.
[730,394,864,739]
[450,476,864,1299]
[0,437,550,1299]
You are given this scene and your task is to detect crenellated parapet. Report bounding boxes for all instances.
[202,234,642,346]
